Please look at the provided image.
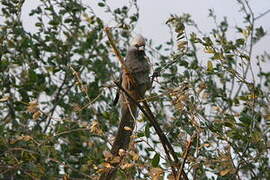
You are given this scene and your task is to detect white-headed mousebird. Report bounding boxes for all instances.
[111,34,151,155]
[100,35,166,180]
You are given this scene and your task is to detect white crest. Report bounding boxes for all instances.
[131,34,145,47]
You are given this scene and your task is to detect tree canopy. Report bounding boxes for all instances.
[0,0,269,179]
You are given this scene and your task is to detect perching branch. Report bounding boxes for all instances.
[103,27,188,180]
[104,26,136,86]
[177,133,196,180]
[113,81,178,178]
[114,81,190,179]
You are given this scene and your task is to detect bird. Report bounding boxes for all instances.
[111,34,151,155]
[99,34,151,180]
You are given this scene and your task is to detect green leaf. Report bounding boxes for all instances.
[137,131,144,138]
[64,18,73,24]
[98,2,105,7]
[151,153,160,167]
[35,22,43,27]
[145,123,150,138]
[49,19,60,26]
[207,60,213,72]
[239,113,252,126]
[223,121,234,128]
[236,38,245,46]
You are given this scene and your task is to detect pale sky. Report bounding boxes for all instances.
[94,0,270,72]
[1,0,269,67]
[102,0,270,56]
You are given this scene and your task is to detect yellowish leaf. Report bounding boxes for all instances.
[204,46,215,53]
[129,151,139,161]
[212,106,220,112]
[103,151,113,161]
[167,174,175,180]
[120,163,134,169]
[124,126,132,131]
[202,92,209,99]
[11,135,33,144]
[247,94,257,99]
[0,96,10,102]
[263,114,270,120]
[21,135,33,141]
[177,41,188,50]
[110,156,121,164]
[73,104,81,112]
[33,111,42,120]
[90,120,103,135]
[220,169,232,176]
[150,167,163,180]
[27,100,39,113]
[102,162,112,169]
[242,29,250,39]
[63,174,69,180]
[207,60,213,71]
[118,149,126,156]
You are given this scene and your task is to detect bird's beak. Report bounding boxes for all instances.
[138,45,145,51]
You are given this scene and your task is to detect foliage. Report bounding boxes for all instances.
[0,0,269,179]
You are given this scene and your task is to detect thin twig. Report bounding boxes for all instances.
[255,9,270,20]
[177,133,196,180]
[43,74,68,133]
[48,158,92,178]
[234,0,255,98]
[70,65,103,111]
[55,128,90,137]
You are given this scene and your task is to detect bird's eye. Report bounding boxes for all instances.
[135,44,140,48]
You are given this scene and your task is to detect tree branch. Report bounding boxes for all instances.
[177,133,196,180]
[102,27,188,180]
[114,81,188,180]
[255,9,270,20]
[104,26,136,86]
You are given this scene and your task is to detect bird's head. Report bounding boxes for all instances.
[131,34,145,51]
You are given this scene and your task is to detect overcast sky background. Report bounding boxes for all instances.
[96,0,270,56]
[1,0,269,69]
[100,0,270,46]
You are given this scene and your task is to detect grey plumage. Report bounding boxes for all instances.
[111,34,151,154]
[100,35,151,180]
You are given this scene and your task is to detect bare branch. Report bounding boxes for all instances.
[177,133,196,180]
[104,26,136,86]
[255,9,270,20]
[114,81,189,180]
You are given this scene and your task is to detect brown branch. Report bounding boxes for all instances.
[43,73,68,133]
[104,26,135,86]
[114,81,188,180]
[104,27,126,70]
[177,133,196,180]
[48,158,92,179]
[103,27,188,180]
